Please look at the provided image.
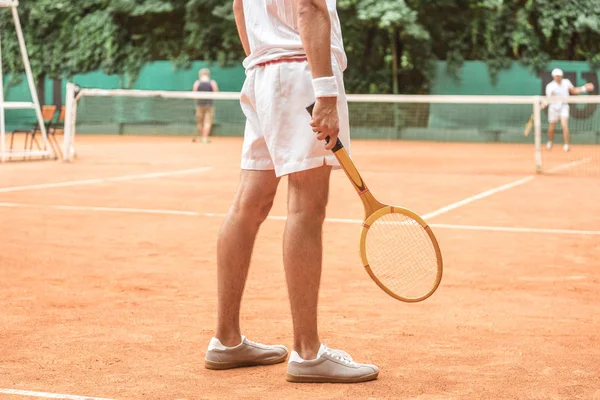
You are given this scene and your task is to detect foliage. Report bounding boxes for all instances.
[0,0,598,92]
[0,0,243,86]
[423,0,600,82]
[339,0,434,94]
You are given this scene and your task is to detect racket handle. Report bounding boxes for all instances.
[306,104,383,214]
[306,103,344,152]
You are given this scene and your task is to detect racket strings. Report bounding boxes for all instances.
[365,212,439,300]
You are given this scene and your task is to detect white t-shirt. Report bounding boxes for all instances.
[546,79,574,109]
[241,0,347,71]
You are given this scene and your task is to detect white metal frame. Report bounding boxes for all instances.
[63,82,77,161]
[0,0,51,162]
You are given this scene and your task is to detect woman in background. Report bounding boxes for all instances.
[193,68,219,143]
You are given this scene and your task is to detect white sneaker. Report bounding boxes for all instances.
[546,141,553,150]
[287,344,379,383]
[564,144,570,152]
[204,336,288,370]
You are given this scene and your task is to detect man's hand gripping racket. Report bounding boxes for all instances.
[307,103,443,302]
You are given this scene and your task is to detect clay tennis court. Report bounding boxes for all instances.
[1,136,599,400]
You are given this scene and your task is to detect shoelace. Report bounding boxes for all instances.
[323,343,353,361]
[328,348,353,361]
[245,338,353,361]
[244,337,281,350]
[245,338,266,348]
[325,349,357,366]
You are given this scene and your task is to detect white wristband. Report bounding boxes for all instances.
[581,86,588,93]
[312,76,339,98]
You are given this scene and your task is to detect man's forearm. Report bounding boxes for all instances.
[298,0,333,79]
[233,0,250,57]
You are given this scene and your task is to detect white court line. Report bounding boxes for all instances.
[430,223,600,236]
[0,167,212,193]
[0,388,114,400]
[0,202,199,216]
[1,203,599,235]
[54,205,199,216]
[205,212,362,224]
[421,176,534,220]
[420,157,592,220]
[210,212,600,235]
[545,157,592,174]
[518,275,588,282]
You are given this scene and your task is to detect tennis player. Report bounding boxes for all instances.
[545,68,594,152]
[192,68,219,143]
[204,0,379,383]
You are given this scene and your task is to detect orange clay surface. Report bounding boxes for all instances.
[1,136,599,400]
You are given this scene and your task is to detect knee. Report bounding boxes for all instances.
[287,192,328,225]
[231,194,274,225]
[287,168,331,224]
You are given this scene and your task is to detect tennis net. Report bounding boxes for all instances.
[64,85,600,176]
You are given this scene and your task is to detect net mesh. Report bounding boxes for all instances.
[364,211,441,301]
[75,95,245,137]
[69,90,600,175]
[347,102,536,142]
[75,94,539,142]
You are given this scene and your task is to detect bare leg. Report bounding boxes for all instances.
[548,122,556,145]
[215,170,280,346]
[194,108,203,142]
[283,165,331,360]
[201,123,213,141]
[560,118,570,146]
[201,108,215,142]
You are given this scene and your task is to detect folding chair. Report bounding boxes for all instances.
[47,106,65,159]
[10,105,57,158]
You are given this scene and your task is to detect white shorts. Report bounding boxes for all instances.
[239,58,350,177]
[548,105,569,123]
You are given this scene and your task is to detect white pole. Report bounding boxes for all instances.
[64,82,76,161]
[0,27,5,162]
[533,96,543,173]
[11,4,51,155]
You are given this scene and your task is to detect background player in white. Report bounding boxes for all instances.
[204,0,379,383]
[545,68,594,152]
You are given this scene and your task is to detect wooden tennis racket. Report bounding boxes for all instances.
[524,101,549,137]
[307,104,443,302]
[524,115,534,137]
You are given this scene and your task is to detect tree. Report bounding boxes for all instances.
[0,0,598,94]
[1,0,136,82]
[422,0,600,81]
[0,0,243,86]
[182,0,243,65]
[339,0,433,94]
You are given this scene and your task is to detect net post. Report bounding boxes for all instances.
[63,82,77,162]
[533,96,542,173]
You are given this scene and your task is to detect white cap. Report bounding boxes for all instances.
[551,68,563,77]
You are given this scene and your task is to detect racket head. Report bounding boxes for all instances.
[359,206,443,303]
